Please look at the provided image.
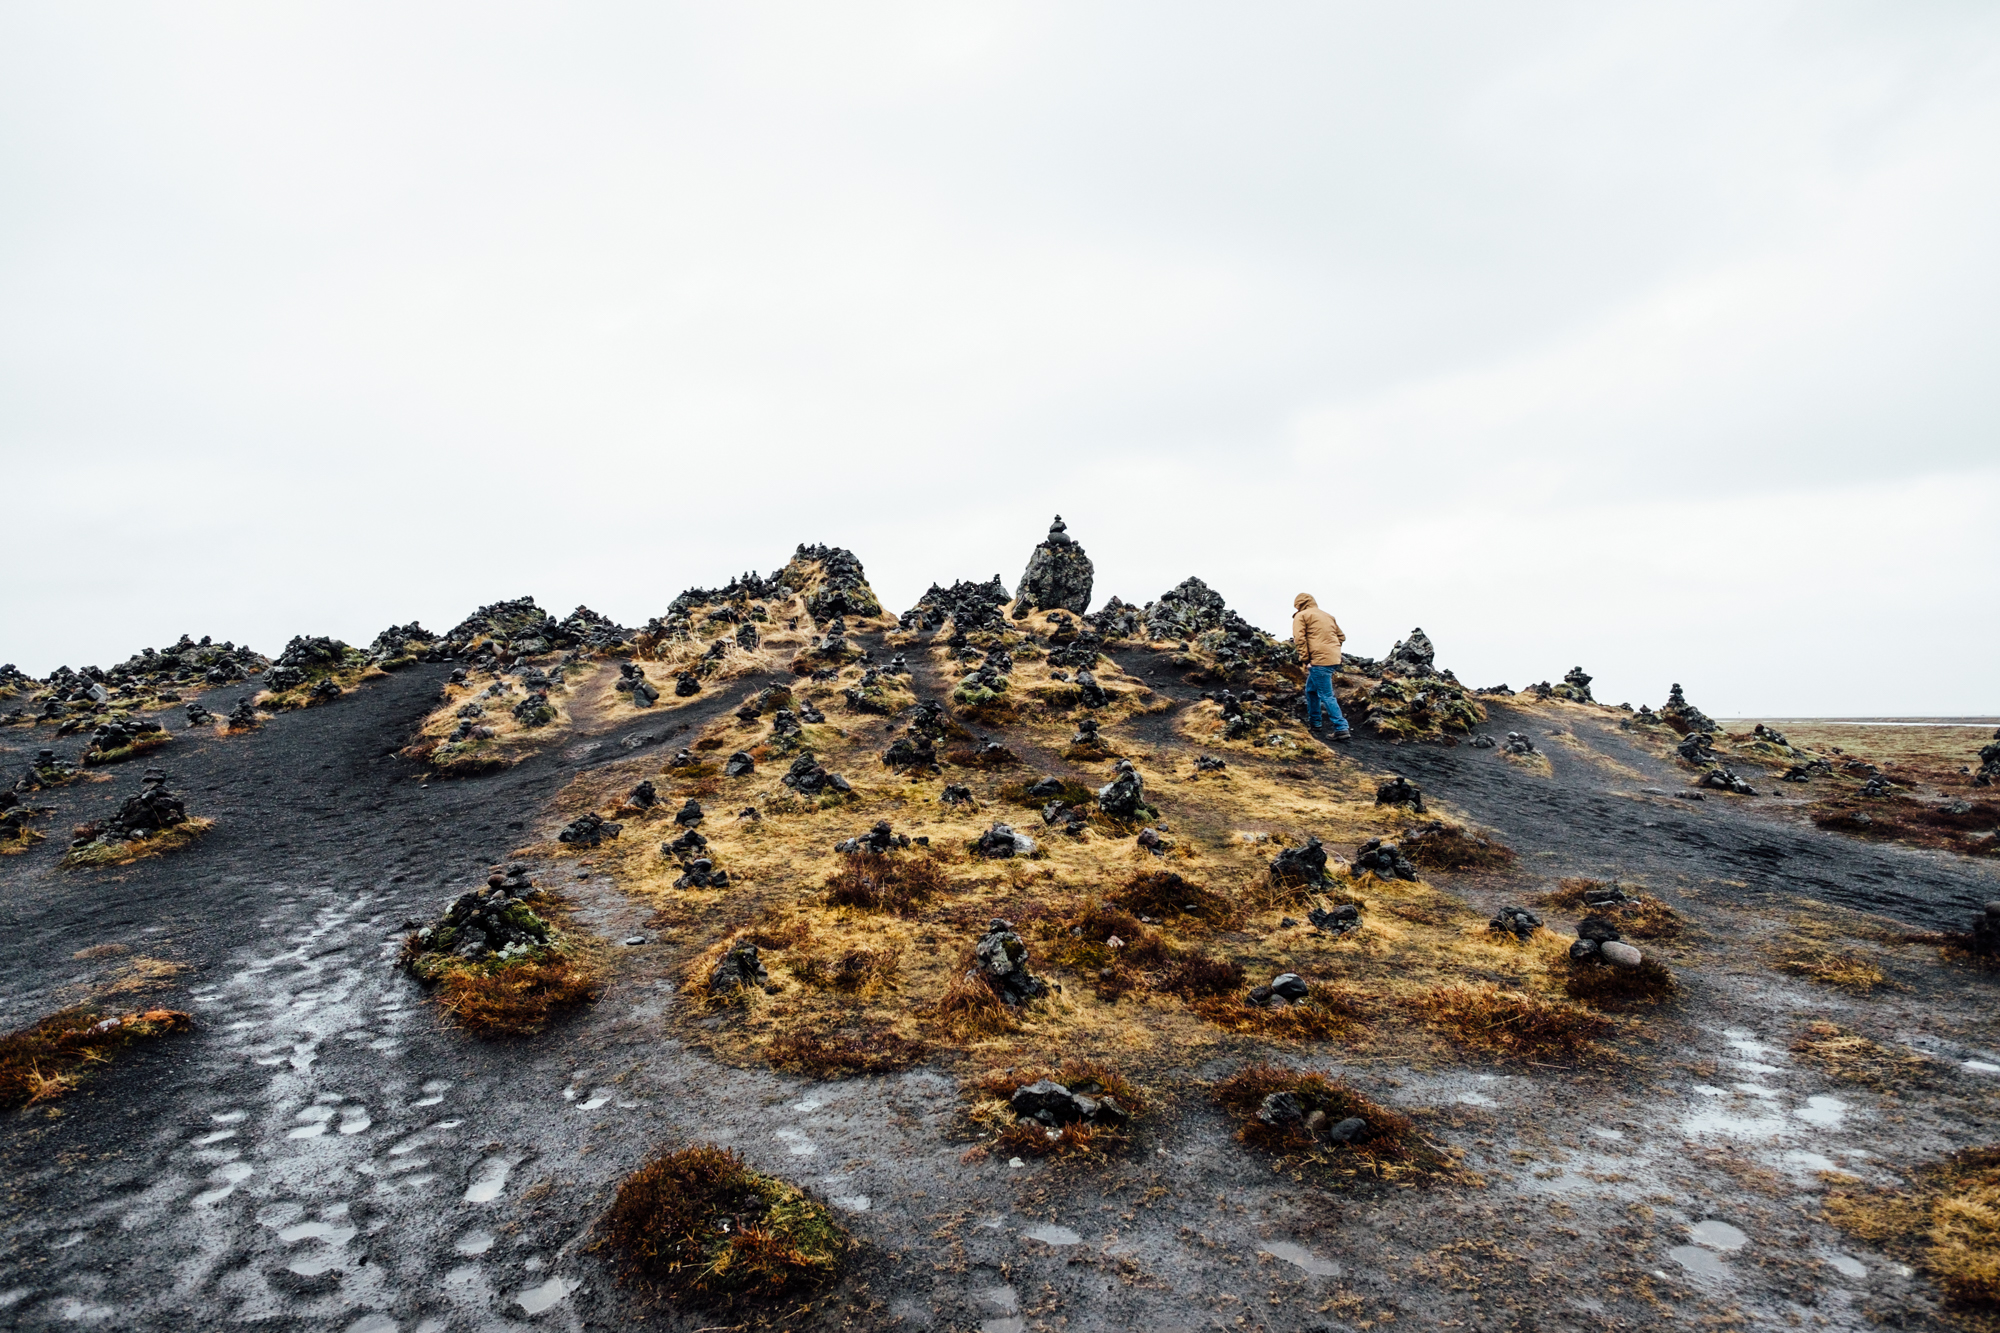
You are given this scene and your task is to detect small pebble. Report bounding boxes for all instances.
[622,935,646,946]
[1008,1157,1025,1169]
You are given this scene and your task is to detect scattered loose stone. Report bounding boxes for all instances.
[1009,1078,1130,1130]
[723,751,756,778]
[971,823,1036,858]
[835,820,910,854]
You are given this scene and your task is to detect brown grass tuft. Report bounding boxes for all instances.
[1776,948,1891,994]
[0,1006,194,1110]
[433,955,600,1037]
[1406,984,1609,1060]
[1214,1065,1455,1183]
[1826,1146,2000,1308]
[1400,821,1517,873]
[964,1059,1147,1159]
[1562,957,1677,1007]
[927,966,1019,1041]
[823,853,945,916]
[1791,1022,1934,1089]
[59,818,214,869]
[1192,983,1366,1042]
[1110,869,1240,928]
[599,1144,847,1305]
[1536,880,1684,939]
[790,945,901,994]
[765,1028,929,1078]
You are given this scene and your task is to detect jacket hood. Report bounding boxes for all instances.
[1294,593,1317,611]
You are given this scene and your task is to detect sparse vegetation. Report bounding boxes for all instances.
[1791,1021,1934,1089]
[1215,1066,1456,1183]
[964,1059,1146,1159]
[1406,984,1610,1060]
[1776,947,1891,994]
[1536,879,1683,939]
[1562,957,1677,1006]
[1399,821,1517,872]
[599,1144,847,1305]
[765,1028,929,1078]
[1826,1146,2000,1309]
[0,1006,194,1110]
[59,817,213,869]
[823,853,944,916]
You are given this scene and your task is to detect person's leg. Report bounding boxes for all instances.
[1323,678,1350,735]
[1305,665,1331,728]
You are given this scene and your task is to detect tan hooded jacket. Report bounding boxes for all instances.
[1291,593,1345,667]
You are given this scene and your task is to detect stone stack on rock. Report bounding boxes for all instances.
[557,812,622,846]
[971,919,1047,1005]
[1375,777,1425,812]
[1553,667,1594,703]
[971,823,1036,858]
[1014,515,1095,615]
[1489,905,1543,939]
[615,663,659,707]
[1095,760,1146,819]
[1659,683,1719,737]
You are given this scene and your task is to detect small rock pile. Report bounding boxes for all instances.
[1975,731,2000,789]
[1268,836,1334,887]
[1488,905,1543,939]
[1698,768,1758,795]
[1375,776,1424,812]
[1659,683,1719,736]
[1353,838,1417,881]
[1307,903,1362,936]
[674,671,701,698]
[627,780,658,809]
[1553,666,1595,703]
[183,701,213,727]
[557,812,622,846]
[724,751,756,777]
[81,716,167,763]
[615,663,659,706]
[1568,913,1643,968]
[940,784,974,806]
[1194,754,1227,772]
[900,576,1012,635]
[72,770,188,850]
[1968,901,2000,955]
[835,820,911,854]
[406,866,551,965]
[971,919,1047,1005]
[1007,1078,1131,1132]
[226,698,261,730]
[1096,760,1146,819]
[1677,732,1719,766]
[1503,732,1537,756]
[709,942,769,994]
[781,754,852,796]
[1256,1089,1371,1145]
[1469,733,1496,749]
[970,824,1036,858]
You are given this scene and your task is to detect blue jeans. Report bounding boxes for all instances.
[1305,665,1347,731]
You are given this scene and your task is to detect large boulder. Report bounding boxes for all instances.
[1015,515,1095,615]
[972,919,1047,1005]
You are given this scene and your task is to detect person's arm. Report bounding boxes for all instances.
[1292,611,1311,659]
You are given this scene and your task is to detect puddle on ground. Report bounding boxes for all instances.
[981,1321,1026,1333]
[1669,1245,1731,1278]
[1826,1252,1868,1278]
[1021,1224,1081,1246]
[1783,1150,1837,1171]
[774,1129,816,1156]
[346,1315,397,1333]
[1590,1128,1624,1141]
[1457,1093,1496,1107]
[192,1130,237,1147]
[1796,1096,1847,1127]
[277,1220,357,1246]
[1260,1241,1340,1277]
[832,1195,871,1213]
[977,1285,1019,1311]
[1690,1220,1747,1251]
[211,1110,247,1124]
[515,1275,580,1315]
[454,1229,496,1255]
[192,1161,254,1206]
[575,1090,611,1111]
[465,1158,511,1204]
[1731,1083,1779,1099]
[1965,1061,2000,1075]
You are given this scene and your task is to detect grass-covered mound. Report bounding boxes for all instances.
[59,818,213,869]
[400,872,601,1036]
[78,716,172,766]
[0,1006,194,1110]
[1215,1065,1456,1185]
[254,634,386,711]
[599,1144,848,1306]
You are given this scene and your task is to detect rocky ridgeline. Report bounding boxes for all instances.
[2,635,270,727]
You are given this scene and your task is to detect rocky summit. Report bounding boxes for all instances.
[1,519,1996,1333]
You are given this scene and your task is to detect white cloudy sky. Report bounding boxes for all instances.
[3,2,1996,717]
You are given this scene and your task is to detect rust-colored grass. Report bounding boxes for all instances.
[59,818,213,869]
[1193,982,1366,1042]
[433,954,600,1037]
[1776,948,1892,994]
[1109,869,1241,928]
[599,1144,847,1305]
[1400,821,1517,873]
[1536,879,1683,939]
[822,852,944,916]
[1406,984,1610,1060]
[1562,958,1677,1007]
[0,1006,194,1110]
[1791,1021,1934,1090]
[764,1028,929,1078]
[1214,1065,1456,1183]
[1826,1146,2000,1311]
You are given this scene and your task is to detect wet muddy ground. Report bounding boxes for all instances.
[2,653,1997,1331]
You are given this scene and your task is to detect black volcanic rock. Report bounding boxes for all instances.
[1015,515,1094,615]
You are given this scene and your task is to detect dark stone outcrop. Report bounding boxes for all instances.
[971,919,1046,1005]
[1015,515,1094,615]
[1659,683,1718,736]
[1268,836,1333,887]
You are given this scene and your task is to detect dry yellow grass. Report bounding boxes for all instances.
[1827,1147,2000,1312]
[59,818,214,869]
[1776,948,1892,994]
[1791,1021,1933,1089]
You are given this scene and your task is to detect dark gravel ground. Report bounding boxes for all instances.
[1,654,1997,1332]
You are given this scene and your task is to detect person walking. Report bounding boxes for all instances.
[1291,592,1351,742]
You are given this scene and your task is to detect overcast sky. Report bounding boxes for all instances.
[3,2,1995,717]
